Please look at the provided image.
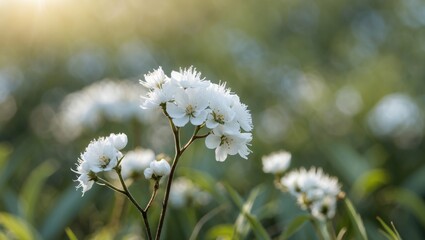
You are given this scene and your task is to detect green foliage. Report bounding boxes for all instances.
[224,184,270,240]
[279,215,311,240]
[0,213,39,240]
[344,199,368,240]
[376,217,401,240]
[65,227,78,240]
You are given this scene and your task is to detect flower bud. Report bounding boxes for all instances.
[151,159,171,176]
[109,133,128,150]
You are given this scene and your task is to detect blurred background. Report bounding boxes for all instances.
[1,0,425,239]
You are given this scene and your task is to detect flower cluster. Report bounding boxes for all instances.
[262,150,291,175]
[169,177,211,208]
[74,133,128,195]
[141,66,253,161]
[56,80,157,142]
[280,167,342,220]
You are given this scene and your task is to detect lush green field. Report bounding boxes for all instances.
[1,0,424,239]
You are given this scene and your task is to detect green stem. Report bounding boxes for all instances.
[144,180,160,212]
[155,115,207,240]
[115,168,153,240]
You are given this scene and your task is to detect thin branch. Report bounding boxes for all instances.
[96,176,126,194]
[115,168,153,240]
[144,180,160,212]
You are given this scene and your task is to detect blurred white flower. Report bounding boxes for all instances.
[205,126,252,162]
[280,167,342,220]
[367,93,424,148]
[262,151,291,174]
[56,80,156,142]
[120,148,155,179]
[310,196,337,221]
[170,178,211,208]
[144,159,171,179]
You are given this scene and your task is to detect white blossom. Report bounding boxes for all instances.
[140,66,254,162]
[141,67,169,90]
[205,126,252,162]
[280,167,342,220]
[144,159,171,179]
[108,133,128,150]
[120,148,155,179]
[170,66,210,89]
[166,88,209,127]
[56,80,156,142]
[74,133,126,195]
[75,172,95,196]
[141,80,176,110]
[262,151,291,174]
[79,135,124,173]
[170,178,211,208]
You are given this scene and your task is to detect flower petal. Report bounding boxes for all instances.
[205,135,220,149]
[166,103,186,118]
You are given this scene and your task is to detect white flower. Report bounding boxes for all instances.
[170,66,210,89]
[262,151,291,174]
[205,126,252,162]
[120,148,155,179]
[170,178,211,208]
[141,67,168,90]
[144,159,171,179]
[205,86,235,129]
[75,172,95,196]
[280,167,342,220]
[166,88,209,127]
[141,80,177,110]
[144,168,154,179]
[108,133,128,150]
[311,196,337,220]
[231,97,253,132]
[79,137,122,173]
[56,80,155,142]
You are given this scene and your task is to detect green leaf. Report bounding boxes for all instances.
[40,185,98,240]
[352,169,390,199]
[65,227,78,240]
[344,198,368,240]
[279,215,311,240]
[224,184,270,240]
[383,188,425,229]
[205,224,234,240]
[244,212,270,240]
[376,217,401,240]
[20,161,56,223]
[0,212,38,240]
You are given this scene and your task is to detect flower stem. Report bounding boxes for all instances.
[115,168,153,240]
[144,180,160,212]
[155,118,208,239]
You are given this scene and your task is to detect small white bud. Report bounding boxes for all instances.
[151,159,171,177]
[109,133,128,150]
[144,168,154,179]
